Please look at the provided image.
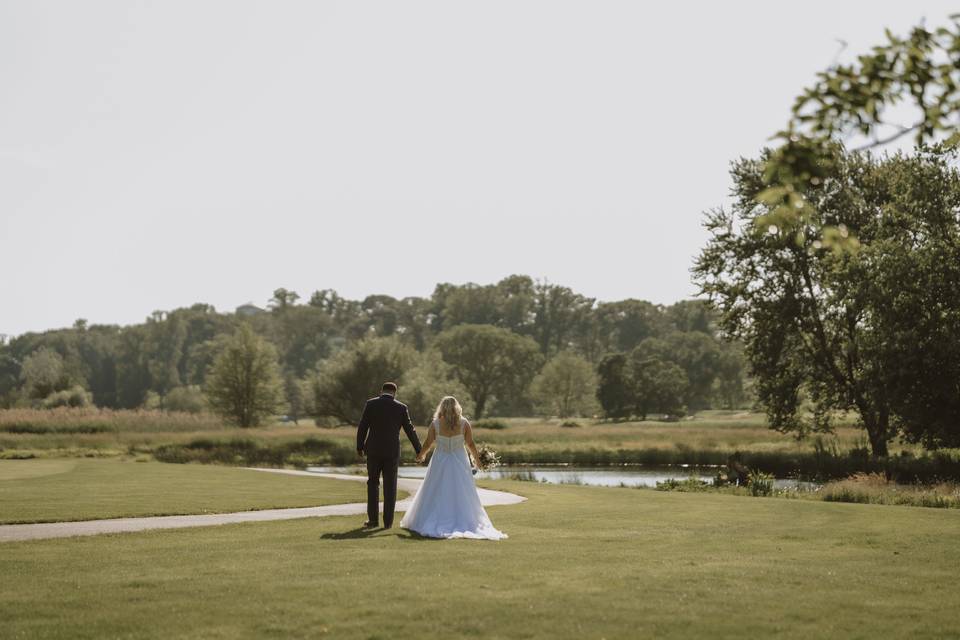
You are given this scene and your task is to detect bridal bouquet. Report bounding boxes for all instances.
[472,444,501,474]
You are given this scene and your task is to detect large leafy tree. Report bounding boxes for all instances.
[205,324,284,427]
[627,353,688,421]
[633,332,721,411]
[427,276,537,337]
[530,351,598,418]
[142,311,186,398]
[311,336,418,425]
[864,154,960,449]
[695,146,960,455]
[595,350,688,420]
[398,350,474,426]
[532,281,594,356]
[20,347,70,400]
[269,288,300,311]
[268,305,333,377]
[596,353,633,419]
[433,324,542,418]
[714,344,749,410]
[665,300,713,334]
[586,300,667,359]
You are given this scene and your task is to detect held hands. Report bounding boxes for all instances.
[416,451,426,464]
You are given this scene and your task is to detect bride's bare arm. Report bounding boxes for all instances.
[417,424,436,463]
[463,420,481,467]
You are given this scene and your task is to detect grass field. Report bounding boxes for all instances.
[0,459,385,524]
[4,409,959,480]
[0,410,876,463]
[2,479,958,639]
[2,409,851,457]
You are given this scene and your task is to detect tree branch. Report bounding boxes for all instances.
[852,122,923,151]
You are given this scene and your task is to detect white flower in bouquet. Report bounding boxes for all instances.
[472,443,501,474]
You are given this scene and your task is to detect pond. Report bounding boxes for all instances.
[306,465,819,490]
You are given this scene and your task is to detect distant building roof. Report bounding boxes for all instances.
[235,303,265,316]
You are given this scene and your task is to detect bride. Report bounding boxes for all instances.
[400,396,507,540]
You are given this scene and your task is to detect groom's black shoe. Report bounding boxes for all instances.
[362,520,377,528]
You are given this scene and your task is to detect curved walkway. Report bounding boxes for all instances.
[0,469,526,543]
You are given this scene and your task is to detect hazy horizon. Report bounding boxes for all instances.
[3,1,956,339]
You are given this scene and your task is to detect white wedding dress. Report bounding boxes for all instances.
[400,418,507,540]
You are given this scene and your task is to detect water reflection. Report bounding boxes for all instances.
[307,465,818,490]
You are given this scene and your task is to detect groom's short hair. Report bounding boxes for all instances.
[381,382,398,394]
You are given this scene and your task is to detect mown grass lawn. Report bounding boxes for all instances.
[0,459,378,524]
[2,480,958,639]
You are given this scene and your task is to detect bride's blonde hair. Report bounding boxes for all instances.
[433,396,463,431]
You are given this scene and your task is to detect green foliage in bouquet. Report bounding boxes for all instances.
[473,443,501,471]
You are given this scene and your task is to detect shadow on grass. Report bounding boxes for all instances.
[319,527,382,540]
[397,529,441,542]
[320,526,438,541]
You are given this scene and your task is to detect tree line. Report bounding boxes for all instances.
[0,280,750,424]
[696,145,960,456]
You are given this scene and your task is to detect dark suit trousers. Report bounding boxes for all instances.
[366,454,399,527]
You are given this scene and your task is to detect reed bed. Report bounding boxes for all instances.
[0,408,225,434]
[821,472,960,508]
[2,409,958,482]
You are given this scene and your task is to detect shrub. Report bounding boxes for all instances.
[142,391,162,410]
[0,408,224,434]
[474,419,508,430]
[152,437,356,468]
[712,465,734,487]
[748,469,774,496]
[655,477,711,492]
[164,386,207,414]
[41,386,92,409]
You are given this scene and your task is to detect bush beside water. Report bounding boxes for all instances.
[152,437,356,468]
[650,469,960,509]
[821,473,960,508]
[655,477,711,492]
[496,447,960,483]
[748,470,774,496]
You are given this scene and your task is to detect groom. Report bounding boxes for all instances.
[356,382,422,529]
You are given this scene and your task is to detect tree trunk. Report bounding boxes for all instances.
[863,411,890,457]
[474,394,487,419]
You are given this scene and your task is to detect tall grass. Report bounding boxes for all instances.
[651,471,960,509]
[0,408,224,434]
[3,409,960,482]
[152,437,357,468]
[821,473,960,508]
[493,446,960,482]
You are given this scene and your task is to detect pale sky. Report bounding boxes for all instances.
[2,1,956,338]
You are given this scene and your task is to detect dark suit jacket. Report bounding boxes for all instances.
[357,394,422,459]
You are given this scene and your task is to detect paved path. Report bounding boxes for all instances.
[0,469,526,543]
